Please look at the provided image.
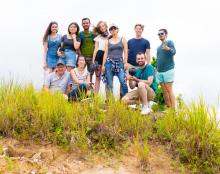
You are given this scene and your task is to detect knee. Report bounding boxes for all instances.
[121,96,129,104]
[79,83,87,91]
[137,82,146,88]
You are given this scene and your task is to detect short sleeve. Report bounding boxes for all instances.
[61,35,65,42]
[147,65,155,76]
[76,36,81,43]
[145,40,150,49]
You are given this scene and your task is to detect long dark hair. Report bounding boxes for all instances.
[76,56,86,68]
[68,22,80,35]
[43,21,58,43]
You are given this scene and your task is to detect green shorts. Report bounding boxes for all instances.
[157,69,174,83]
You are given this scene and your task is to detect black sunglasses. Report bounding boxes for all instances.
[109,26,117,31]
[158,32,165,36]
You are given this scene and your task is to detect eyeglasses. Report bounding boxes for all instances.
[109,26,117,31]
[158,32,165,36]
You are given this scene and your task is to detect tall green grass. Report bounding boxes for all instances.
[156,99,220,173]
[0,82,219,173]
[0,82,151,157]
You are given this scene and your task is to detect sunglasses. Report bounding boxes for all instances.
[109,26,117,31]
[158,32,165,36]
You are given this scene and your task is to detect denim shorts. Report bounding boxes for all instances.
[157,69,175,83]
[63,49,77,67]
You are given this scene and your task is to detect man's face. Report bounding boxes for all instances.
[158,30,167,41]
[135,26,143,37]
[82,19,90,30]
[136,54,146,66]
[56,64,66,75]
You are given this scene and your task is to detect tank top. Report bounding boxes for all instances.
[72,68,89,90]
[108,37,124,60]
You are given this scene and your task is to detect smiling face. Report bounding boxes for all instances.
[82,19,90,31]
[136,53,146,67]
[77,56,86,68]
[135,25,143,38]
[56,64,66,76]
[158,29,167,41]
[51,23,58,33]
[99,22,107,33]
[109,26,118,36]
[68,24,78,34]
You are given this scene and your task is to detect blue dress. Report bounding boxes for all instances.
[46,34,62,68]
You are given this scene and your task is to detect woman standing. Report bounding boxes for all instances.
[101,24,128,97]
[70,56,92,100]
[43,21,62,72]
[92,21,109,93]
[58,22,81,71]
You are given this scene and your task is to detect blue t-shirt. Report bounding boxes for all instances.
[134,64,157,94]
[156,40,176,72]
[128,38,150,66]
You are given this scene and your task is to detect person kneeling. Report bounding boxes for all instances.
[122,52,157,115]
[69,56,93,101]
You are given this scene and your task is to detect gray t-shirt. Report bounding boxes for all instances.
[44,71,71,93]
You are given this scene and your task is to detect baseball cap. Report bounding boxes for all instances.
[56,58,65,66]
[109,23,118,29]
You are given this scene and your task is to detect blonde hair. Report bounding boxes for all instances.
[134,23,144,30]
[93,21,108,34]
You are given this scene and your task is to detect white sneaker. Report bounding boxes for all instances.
[141,106,152,115]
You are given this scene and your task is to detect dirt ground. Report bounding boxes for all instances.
[0,138,182,174]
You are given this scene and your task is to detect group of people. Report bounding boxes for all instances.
[43,18,176,114]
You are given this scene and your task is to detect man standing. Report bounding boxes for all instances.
[122,52,157,115]
[156,29,176,108]
[44,59,71,97]
[127,24,151,68]
[79,18,95,76]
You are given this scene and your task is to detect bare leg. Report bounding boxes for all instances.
[137,82,148,107]
[95,68,101,93]
[164,82,175,108]
[160,83,171,107]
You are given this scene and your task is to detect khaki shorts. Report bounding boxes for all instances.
[123,84,156,103]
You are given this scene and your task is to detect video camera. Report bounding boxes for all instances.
[128,68,137,76]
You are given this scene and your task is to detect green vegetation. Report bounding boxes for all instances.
[0,82,219,173]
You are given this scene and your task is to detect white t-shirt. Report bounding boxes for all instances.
[94,35,107,51]
[71,68,90,90]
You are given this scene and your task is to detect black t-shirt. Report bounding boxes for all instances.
[61,34,81,51]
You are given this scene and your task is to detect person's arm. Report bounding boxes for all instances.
[43,73,51,91]
[70,69,84,85]
[101,40,109,74]
[145,48,151,64]
[92,40,99,63]
[122,37,128,70]
[57,42,64,57]
[43,42,48,70]
[163,40,176,55]
[72,34,80,50]
[131,76,153,86]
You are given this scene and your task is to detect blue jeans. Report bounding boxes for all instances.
[105,59,128,97]
[70,83,87,100]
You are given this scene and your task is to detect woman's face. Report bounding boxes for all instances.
[51,24,58,33]
[99,22,107,33]
[78,57,86,68]
[109,26,118,35]
[69,24,77,34]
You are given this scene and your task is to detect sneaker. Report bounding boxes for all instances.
[141,107,152,115]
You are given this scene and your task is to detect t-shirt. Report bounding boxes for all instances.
[61,35,81,51]
[128,38,150,66]
[94,35,107,51]
[156,40,176,72]
[135,64,157,94]
[79,31,95,57]
[44,71,71,93]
